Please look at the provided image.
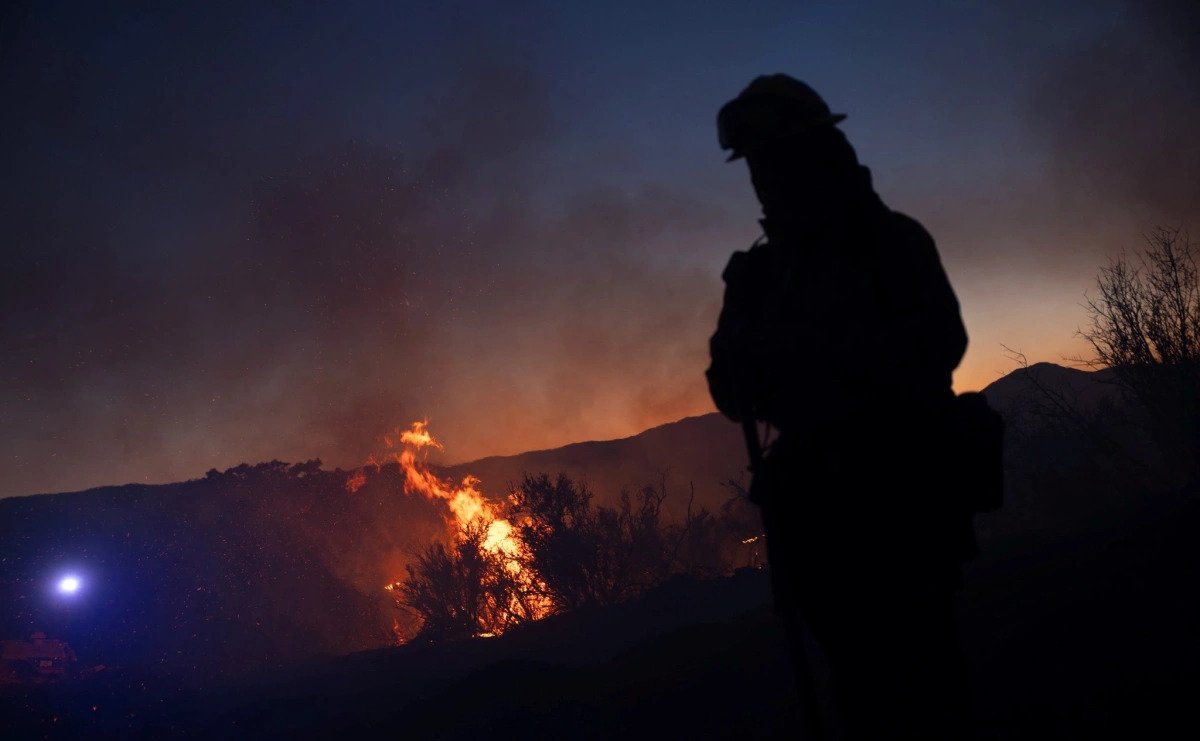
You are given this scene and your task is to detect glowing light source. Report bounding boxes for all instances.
[57,575,81,594]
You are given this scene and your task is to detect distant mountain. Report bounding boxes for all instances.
[446,362,1124,513]
[980,361,1121,424]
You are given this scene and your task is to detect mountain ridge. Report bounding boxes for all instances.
[4,361,1117,505]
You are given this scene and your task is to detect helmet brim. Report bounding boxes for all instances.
[723,112,847,162]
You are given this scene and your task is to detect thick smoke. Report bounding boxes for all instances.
[0,8,730,496]
[17,2,1194,496]
[1027,0,1200,225]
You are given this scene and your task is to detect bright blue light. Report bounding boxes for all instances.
[57,575,81,594]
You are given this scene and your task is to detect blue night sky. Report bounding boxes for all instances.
[2,1,1196,496]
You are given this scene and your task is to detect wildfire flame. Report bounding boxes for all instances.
[391,422,496,534]
[397,422,441,449]
[349,421,551,636]
[345,469,367,494]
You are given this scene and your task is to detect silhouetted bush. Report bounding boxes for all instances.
[396,472,752,641]
[512,474,670,611]
[1079,227,1200,486]
[396,521,513,641]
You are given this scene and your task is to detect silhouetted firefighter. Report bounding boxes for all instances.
[707,75,1003,740]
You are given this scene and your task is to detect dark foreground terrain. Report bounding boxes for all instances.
[0,413,747,680]
[4,476,1198,739]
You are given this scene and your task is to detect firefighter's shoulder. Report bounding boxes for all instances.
[720,241,773,284]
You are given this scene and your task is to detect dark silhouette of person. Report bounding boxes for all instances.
[707,75,977,739]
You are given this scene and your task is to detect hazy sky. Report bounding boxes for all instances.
[2,1,1197,496]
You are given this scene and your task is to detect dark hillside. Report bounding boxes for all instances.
[6,476,1195,741]
[0,415,748,680]
[0,462,444,680]
[441,413,747,513]
[979,361,1120,420]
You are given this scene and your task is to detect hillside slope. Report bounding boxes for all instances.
[441,413,746,514]
[0,415,748,679]
[0,364,1125,682]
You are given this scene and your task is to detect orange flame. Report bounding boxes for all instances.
[352,421,552,636]
[398,420,442,450]
[357,422,496,539]
[390,617,407,645]
[345,469,367,493]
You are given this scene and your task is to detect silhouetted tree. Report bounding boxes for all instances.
[717,481,768,567]
[664,504,725,578]
[1078,227,1200,485]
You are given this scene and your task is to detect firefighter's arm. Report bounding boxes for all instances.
[706,250,756,422]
